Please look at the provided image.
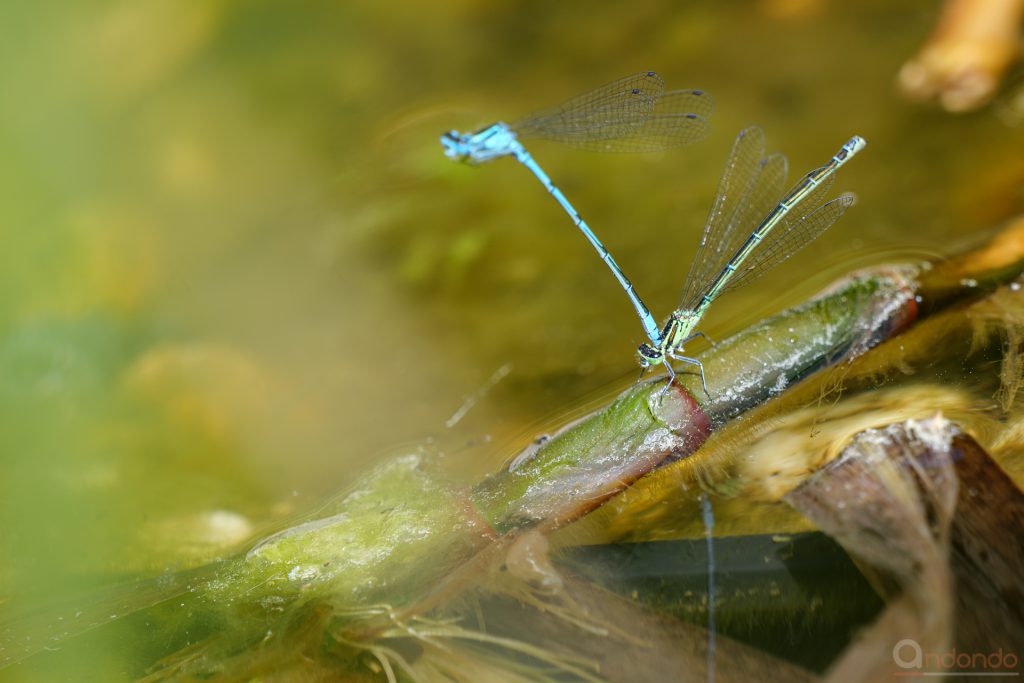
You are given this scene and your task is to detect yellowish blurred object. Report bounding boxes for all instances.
[71,203,164,313]
[899,0,1024,112]
[138,509,254,565]
[83,0,223,98]
[156,134,219,202]
[124,342,283,443]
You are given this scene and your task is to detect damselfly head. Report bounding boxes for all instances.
[440,131,469,162]
[637,343,663,367]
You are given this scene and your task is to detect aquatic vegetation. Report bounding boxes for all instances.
[11,215,1024,679]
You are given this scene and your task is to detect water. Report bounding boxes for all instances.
[0,0,1022,679]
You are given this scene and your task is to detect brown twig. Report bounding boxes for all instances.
[899,0,1024,111]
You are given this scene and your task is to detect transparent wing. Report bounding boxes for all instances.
[783,166,837,226]
[556,90,714,152]
[513,75,713,151]
[514,72,665,143]
[677,127,769,308]
[721,152,789,260]
[720,193,856,293]
[656,89,715,119]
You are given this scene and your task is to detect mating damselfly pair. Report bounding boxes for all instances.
[442,71,866,397]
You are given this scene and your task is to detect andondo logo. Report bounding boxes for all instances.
[892,639,1021,677]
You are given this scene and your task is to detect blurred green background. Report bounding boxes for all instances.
[0,0,1022,677]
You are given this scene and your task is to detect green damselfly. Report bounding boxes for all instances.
[638,127,867,396]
